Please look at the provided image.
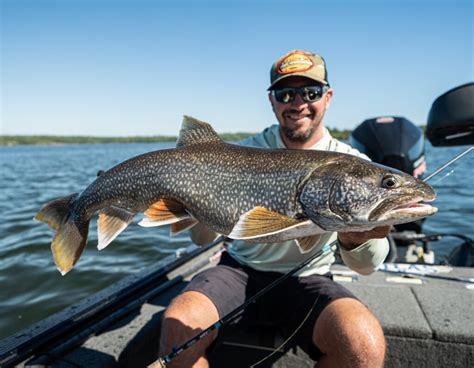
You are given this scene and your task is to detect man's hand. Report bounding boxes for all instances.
[337,226,392,250]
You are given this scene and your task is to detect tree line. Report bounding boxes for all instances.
[0,129,352,146]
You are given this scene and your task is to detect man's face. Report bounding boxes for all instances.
[269,76,333,144]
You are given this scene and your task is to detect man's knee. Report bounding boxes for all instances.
[163,291,219,325]
[159,291,219,357]
[313,297,385,367]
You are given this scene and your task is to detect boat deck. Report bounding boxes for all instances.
[3,242,474,367]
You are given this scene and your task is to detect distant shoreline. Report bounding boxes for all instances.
[0,130,351,145]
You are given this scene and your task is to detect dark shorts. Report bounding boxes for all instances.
[183,251,358,360]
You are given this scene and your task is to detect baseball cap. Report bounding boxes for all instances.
[268,49,329,90]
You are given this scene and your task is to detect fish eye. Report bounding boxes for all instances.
[382,175,399,188]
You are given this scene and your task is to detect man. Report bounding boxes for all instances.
[157,49,389,367]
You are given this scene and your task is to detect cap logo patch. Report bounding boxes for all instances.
[278,51,313,75]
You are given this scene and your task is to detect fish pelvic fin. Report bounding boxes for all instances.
[34,193,79,230]
[295,234,321,253]
[97,206,136,250]
[176,116,223,148]
[138,198,190,227]
[228,207,308,240]
[170,217,199,236]
[35,193,88,275]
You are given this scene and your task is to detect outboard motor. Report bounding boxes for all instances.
[349,116,426,178]
[427,82,474,267]
[426,82,474,146]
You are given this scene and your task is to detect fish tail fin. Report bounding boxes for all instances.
[51,218,89,275]
[34,193,79,230]
[35,193,89,275]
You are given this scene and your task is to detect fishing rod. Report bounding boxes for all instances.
[423,146,473,182]
[154,240,335,367]
[379,269,474,284]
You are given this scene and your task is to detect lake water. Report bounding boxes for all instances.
[0,142,473,340]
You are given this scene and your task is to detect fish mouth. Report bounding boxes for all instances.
[370,196,438,222]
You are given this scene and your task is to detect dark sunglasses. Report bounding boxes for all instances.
[271,85,329,104]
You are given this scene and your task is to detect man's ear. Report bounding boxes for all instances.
[268,92,277,114]
[325,88,334,109]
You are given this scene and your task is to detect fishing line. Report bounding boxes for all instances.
[155,241,335,367]
[428,169,455,186]
[249,295,320,368]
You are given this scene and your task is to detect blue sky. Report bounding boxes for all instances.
[1,0,473,136]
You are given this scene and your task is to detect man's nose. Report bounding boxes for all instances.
[290,93,307,107]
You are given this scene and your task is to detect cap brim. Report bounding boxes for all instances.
[267,73,329,90]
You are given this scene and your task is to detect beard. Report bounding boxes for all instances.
[280,124,316,143]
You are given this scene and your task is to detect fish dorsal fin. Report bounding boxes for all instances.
[228,207,309,239]
[295,234,321,253]
[170,217,199,236]
[97,206,136,250]
[176,116,223,148]
[138,198,190,227]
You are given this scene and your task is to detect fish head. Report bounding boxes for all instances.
[299,157,437,232]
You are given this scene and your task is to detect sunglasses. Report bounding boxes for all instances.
[271,85,329,104]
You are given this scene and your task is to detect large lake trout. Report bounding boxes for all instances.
[35,116,437,274]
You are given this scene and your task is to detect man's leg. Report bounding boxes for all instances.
[156,291,219,368]
[155,253,250,368]
[313,297,386,368]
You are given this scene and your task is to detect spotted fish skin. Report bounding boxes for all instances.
[35,116,437,275]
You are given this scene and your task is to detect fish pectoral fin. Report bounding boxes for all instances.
[170,217,199,236]
[138,198,190,228]
[97,206,136,250]
[295,234,321,253]
[228,207,307,239]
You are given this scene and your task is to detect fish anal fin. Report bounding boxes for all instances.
[97,206,136,250]
[170,218,199,236]
[139,198,190,227]
[296,234,321,253]
[228,207,306,239]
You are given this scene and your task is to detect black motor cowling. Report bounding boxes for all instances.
[426,82,474,146]
[349,116,426,177]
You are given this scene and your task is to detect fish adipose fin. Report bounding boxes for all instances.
[171,218,199,236]
[176,116,223,148]
[296,234,321,253]
[228,207,308,239]
[139,198,190,227]
[97,206,136,250]
[34,193,89,275]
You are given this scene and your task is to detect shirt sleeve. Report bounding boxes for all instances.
[338,238,389,275]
